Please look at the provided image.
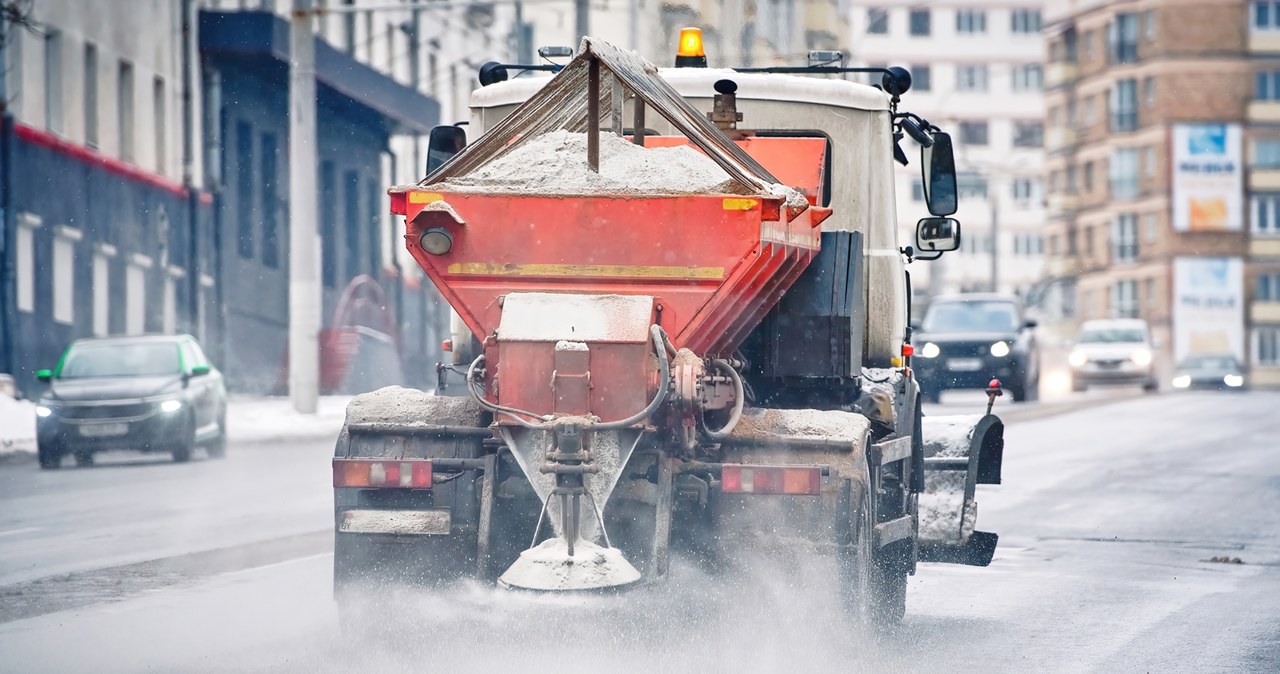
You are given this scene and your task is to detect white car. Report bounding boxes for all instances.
[1068,319,1158,392]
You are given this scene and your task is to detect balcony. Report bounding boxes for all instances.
[1250,168,1280,191]
[1253,301,1280,323]
[1249,101,1280,123]
[1250,31,1280,54]
[1045,61,1079,88]
[1045,126,1079,152]
[1251,238,1280,258]
[1048,192,1080,213]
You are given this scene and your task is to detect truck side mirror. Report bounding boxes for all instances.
[915,217,960,253]
[921,132,958,216]
[425,125,468,177]
[35,369,53,383]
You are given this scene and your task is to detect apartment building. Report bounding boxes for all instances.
[849,1,1048,300]
[1042,0,1280,386]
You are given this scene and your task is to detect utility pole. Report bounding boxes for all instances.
[289,0,320,414]
[574,0,588,42]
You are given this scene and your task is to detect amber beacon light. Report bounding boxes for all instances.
[675,27,708,68]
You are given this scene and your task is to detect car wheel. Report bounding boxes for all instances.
[73,450,95,467]
[1071,377,1087,393]
[1142,380,1159,393]
[172,415,195,463]
[38,443,63,470]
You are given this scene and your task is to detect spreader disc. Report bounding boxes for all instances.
[498,538,642,591]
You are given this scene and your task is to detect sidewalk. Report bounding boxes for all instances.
[0,395,36,458]
[224,395,355,444]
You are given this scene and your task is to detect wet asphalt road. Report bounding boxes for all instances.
[1,390,1278,672]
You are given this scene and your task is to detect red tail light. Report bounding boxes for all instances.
[333,459,433,489]
[720,464,822,495]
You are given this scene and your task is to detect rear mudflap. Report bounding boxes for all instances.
[917,413,1004,566]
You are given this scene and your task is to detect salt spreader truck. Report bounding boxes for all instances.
[331,34,1006,622]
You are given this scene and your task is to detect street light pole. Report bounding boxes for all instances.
[575,0,588,42]
[289,0,320,414]
[989,187,1000,293]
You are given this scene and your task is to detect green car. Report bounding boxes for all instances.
[34,335,228,469]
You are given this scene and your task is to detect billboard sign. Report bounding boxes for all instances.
[1171,123,1243,232]
[1173,257,1244,362]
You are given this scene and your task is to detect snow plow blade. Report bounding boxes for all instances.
[917,414,1004,566]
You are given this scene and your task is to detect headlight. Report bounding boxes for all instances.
[920,342,941,359]
[1224,374,1244,388]
[1172,375,1191,389]
[1130,348,1153,366]
[1068,350,1089,367]
[990,341,1011,358]
[36,405,52,418]
[160,399,184,413]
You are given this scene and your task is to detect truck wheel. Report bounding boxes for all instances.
[38,443,63,470]
[839,485,905,625]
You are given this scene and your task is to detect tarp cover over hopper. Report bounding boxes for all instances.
[389,38,828,591]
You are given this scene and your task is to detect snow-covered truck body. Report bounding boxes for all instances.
[332,37,1004,622]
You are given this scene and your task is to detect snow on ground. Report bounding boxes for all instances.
[226,395,355,444]
[0,395,37,456]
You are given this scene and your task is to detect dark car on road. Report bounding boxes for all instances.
[34,335,227,468]
[912,294,1039,403]
[1172,354,1247,391]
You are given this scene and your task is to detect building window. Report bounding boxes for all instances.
[1110,79,1139,132]
[867,8,888,34]
[1082,29,1095,60]
[15,214,39,313]
[1113,213,1139,262]
[261,133,280,268]
[1013,121,1044,148]
[84,43,98,148]
[126,257,149,335]
[153,77,166,175]
[342,0,357,52]
[321,161,338,288]
[1143,76,1156,107]
[1012,8,1042,34]
[1257,138,1280,168]
[44,30,63,134]
[1112,280,1139,318]
[1143,10,1156,39]
[958,172,988,200]
[1109,14,1140,63]
[1110,147,1140,198]
[1012,178,1039,202]
[909,8,930,36]
[911,64,931,91]
[344,170,362,282]
[1066,165,1078,194]
[1257,71,1280,100]
[1144,146,1157,178]
[1049,105,1061,127]
[1144,213,1159,242]
[1253,193,1280,235]
[1256,326,1280,365]
[956,9,986,34]
[911,179,925,201]
[1061,27,1078,62]
[53,228,78,324]
[93,247,113,336]
[959,121,989,146]
[1012,63,1043,91]
[1254,1,1280,31]
[956,65,988,91]
[118,61,135,162]
[163,270,179,335]
[235,120,254,259]
[1083,95,1097,126]
[1084,162,1095,191]
[1259,272,1280,301]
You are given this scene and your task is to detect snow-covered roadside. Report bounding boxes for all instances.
[0,395,37,458]
[225,395,355,444]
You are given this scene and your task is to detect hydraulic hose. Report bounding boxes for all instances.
[465,354,551,428]
[595,325,673,430]
[701,358,745,441]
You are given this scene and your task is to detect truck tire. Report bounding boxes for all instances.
[839,484,906,625]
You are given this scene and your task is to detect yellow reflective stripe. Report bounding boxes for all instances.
[408,192,444,204]
[722,198,758,211]
[446,263,724,279]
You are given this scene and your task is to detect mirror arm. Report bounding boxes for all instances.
[914,250,944,261]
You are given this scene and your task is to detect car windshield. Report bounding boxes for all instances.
[1079,328,1146,344]
[58,342,182,378]
[1180,355,1238,370]
[922,301,1019,334]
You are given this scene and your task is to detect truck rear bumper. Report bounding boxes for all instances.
[338,508,453,536]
